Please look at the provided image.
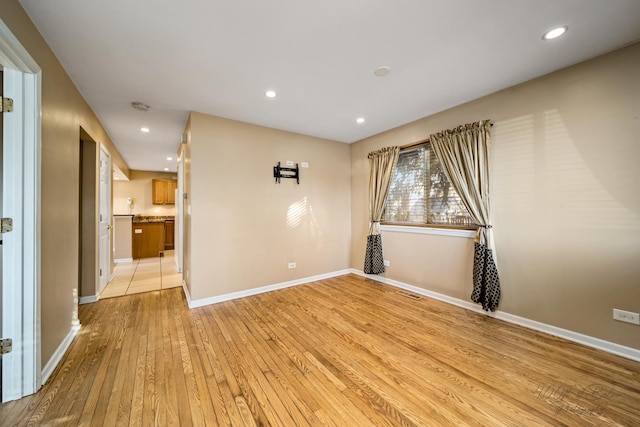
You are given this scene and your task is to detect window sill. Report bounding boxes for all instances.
[380,224,476,238]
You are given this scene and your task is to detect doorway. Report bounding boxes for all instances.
[78,134,112,303]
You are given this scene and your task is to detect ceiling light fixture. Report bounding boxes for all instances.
[265,90,277,98]
[356,117,365,124]
[542,26,567,40]
[164,167,169,171]
[140,127,150,133]
[374,66,391,77]
[131,101,149,111]
[167,156,173,161]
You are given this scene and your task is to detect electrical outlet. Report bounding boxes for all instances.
[301,162,309,168]
[383,260,390,267]
[288,262,296,269]
[613,309,640,325]
[286,160,294,166]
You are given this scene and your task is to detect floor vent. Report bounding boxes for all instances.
[397,290,422,301]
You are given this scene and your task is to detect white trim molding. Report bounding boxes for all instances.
[380,224,475,238]
[0,20,40,72]
[79,295,99,305]
[181,268,640,362]
[185,270,352,309]
[349,269,640,363]
[41,324,81,386]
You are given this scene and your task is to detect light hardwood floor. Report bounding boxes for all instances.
[1,274,639,426]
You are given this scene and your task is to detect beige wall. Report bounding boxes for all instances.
[113,216,133,260]
[1,1,130,366]
[113,170,177,216]
[186,113,351,301]
[351,43,640,350]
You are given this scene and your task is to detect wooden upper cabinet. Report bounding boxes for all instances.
[152,179,177,205]
[167,180,177,205]
[152,179,167,204]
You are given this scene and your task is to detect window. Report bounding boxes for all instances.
[383,144,475,228]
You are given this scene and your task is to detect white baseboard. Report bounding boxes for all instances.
[185,269,352,309]
[349,269,640,362]
[41,323,81,385]
[79,295,99,305]
[114,257,133,263]
[349,269,640,363]
[179,268,640,362]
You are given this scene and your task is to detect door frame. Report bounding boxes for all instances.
[0,19,42,402]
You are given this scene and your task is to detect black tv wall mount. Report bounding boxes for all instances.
[273,162,299,184]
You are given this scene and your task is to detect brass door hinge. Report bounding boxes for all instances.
[1,338,12,355]
[1,97,14,113]
[1,218,13,233]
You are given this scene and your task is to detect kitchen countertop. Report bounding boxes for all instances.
[132,215,175,224]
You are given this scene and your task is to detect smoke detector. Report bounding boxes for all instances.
[131,102,150,112]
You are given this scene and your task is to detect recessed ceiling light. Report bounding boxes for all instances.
[140,127,150,133]
[374,66,391,77]
[356,117,365,124]
[542,26,567,40]
[164,167,169,171]
[167,157,173,161]
[265,90,277,98]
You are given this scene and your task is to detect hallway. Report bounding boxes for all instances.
[101,251,182,299]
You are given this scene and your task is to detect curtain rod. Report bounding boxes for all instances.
[400,138,429,149]
[400,122,493,149]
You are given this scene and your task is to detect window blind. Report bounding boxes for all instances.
[383,144,474,227]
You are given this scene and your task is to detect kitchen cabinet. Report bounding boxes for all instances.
[164,220,175,250]
[132,223,165,259]
[152,179,177,205]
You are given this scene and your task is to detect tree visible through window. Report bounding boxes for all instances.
[383,144,474,227]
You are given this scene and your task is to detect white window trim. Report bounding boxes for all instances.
[380,224,475,238]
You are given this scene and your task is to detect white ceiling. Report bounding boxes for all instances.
[18,0,640,173]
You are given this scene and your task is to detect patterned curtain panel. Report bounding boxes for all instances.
[364,146,400,274]
[430,120,501,311]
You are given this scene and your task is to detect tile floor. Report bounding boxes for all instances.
[100,250,182,299]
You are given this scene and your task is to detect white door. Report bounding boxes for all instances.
[98,144,111,293]
[2,66,27,402]
[0,67,4,400]
[176,151,184,273]
[0,19,42,403]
